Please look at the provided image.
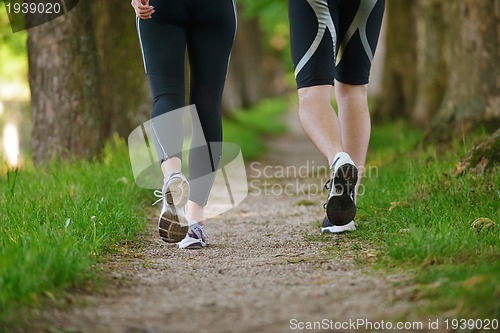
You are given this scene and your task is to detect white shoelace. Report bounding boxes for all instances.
[152,190,163,206]
[152,172,181,206]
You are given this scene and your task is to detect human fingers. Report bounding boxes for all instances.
[131,0,142,10]
[134,3,155,19]
[137,4,154,15]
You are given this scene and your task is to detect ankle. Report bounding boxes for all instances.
[161,157,182,177]
[186,200,204,225]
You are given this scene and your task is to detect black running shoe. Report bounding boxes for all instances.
[325,152,358,226]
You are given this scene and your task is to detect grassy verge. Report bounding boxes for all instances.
[223,97,289,159]
[0,97,288,328]
[0,136,149,327]
[318,120,499,319]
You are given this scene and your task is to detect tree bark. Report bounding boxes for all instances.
[374,0,418,119]
[92,0,150,138]
[222,6,285,114]
[223,15,263,111]
[412,0,448,125]
[28,1,104,164]
[431,0,500,138]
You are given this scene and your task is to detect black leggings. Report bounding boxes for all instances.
[136,0,236,206]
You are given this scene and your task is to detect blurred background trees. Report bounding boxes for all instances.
[222,0,289,112]
[26,0,104,163]
[378,0,500,138]
[0,0,498,164]
[92,0,151,139]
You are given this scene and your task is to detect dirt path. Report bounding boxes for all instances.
[42,110,427,333]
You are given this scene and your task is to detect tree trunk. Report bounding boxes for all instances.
[412,0,448,126]
[222,6,285,114]
[27,1,104,164]
[92,0,150,138]
[223,14,263,111]
[431,0,500,139]
[374,0,418,119]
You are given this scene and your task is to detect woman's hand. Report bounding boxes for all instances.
[131,0,155,20]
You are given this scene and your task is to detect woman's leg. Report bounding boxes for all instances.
[185,0,237,224]
[136,1,193,243]
[136,1,188,174]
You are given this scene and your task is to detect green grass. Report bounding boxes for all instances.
[223,97,288,159]
[0,136,149,326]
[318,120,499,319]
[281,100,496,325]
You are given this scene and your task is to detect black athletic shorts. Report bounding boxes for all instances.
[289,0,385,88]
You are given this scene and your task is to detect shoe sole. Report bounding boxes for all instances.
[158,210,189,243]
[326,163,358,226]
[180,241,205,249]
[167,176,189,207]
[158,177,190,243]
[322,221,356,234]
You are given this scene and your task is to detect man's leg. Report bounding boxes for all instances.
[298,85,343,166]
[298,84,358,227]
[335,81,370,200]
[289,0,357,228]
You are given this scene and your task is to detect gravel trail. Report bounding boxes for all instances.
[40,110,432,333]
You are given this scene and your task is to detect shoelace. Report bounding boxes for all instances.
[152,172,181,206]
[152,190,163,206]
[323,179,332,209]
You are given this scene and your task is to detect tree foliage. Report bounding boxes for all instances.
[238,0,291,68]
[0,5,26,55]
[0,4,27,82]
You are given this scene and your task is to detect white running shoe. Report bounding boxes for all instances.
[177,222,209,249]
[324,152,358,226]
[153,171,190,243]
